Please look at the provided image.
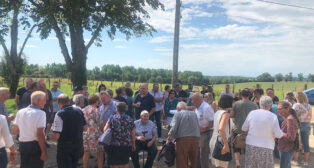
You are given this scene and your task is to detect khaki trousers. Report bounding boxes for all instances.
[176,137,200,168]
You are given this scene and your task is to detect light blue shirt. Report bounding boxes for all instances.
[100,100,116,124]
[51,89,63,113]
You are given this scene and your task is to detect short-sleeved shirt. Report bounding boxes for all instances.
[21,90,32,109]
[53,105,86,145]
[109,114,135,147]
[149,90,164,111]
[0,115,14,148]
[14,105,46,142]
[219,92,234,98]
[293,103,312,123]
[232,100,259,134]
[16,87,28,109]
[51,89,63,113]
[164,98,179,117]
[134,119,157,140]
[134,93,155,114]
[195,101,215,128]
[100,100,116,124]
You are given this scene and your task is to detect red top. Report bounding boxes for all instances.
[278,115,298,152]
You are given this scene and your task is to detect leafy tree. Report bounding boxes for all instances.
[0,0,36,97]
[275,73,283,82]
[297,73,304,82]
[256,73,274,82]
[284,72,293,82]
[29,0,164,87]
[308,73,314,82]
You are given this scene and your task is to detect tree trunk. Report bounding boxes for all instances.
[9,74,20,98]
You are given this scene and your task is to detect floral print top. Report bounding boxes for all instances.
[109,113,135,147]
[293,103,312,123]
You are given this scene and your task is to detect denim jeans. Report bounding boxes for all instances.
[280,149,295,168]
[0,147,8,168]
[300,123,311,152]
[149,111,162,138]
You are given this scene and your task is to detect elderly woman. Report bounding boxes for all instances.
[292,92,312,166]
[209,95,234,168]
[204,92,217,112]
[242,96,283,168]
[105,102,135,168]
[131,110,157,168]
[72,94,85,110]
[164,89,179,127]
[277,101,299,168]
[82,94,104,168]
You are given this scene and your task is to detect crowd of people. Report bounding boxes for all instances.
[0,78,312,168]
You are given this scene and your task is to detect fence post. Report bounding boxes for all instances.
[304,84,307,90]
[256,84,260,89]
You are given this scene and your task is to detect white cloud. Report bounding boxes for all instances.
[154,47,172,52]
[115,45,127,49]
[149,36,173,43]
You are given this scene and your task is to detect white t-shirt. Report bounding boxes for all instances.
[242,109,283,150]
[0,115,14,148]
[14,105,46,142]
[195,101,215,129]
[149,90,163,112]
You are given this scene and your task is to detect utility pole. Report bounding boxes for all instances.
[172,0,181,88]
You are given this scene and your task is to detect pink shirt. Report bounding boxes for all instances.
[278,115,298,152]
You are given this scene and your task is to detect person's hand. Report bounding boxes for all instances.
[200,126,207,133]
[139,136,146,142]
[132,144,136,151]
[9,150,16,163]
[147,141,153,147]
[8,115,15,121]
[221,145,230,155]
[40,153,48,161]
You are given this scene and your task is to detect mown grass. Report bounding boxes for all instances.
[2,78,314,116]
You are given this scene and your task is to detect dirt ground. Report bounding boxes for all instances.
[6,107,314,168]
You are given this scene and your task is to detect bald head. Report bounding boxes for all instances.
[191,92,203,107]
[0,87,10,102]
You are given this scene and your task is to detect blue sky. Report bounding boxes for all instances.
[1,0,314,77]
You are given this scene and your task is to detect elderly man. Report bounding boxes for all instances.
[242,96,283,168]
[131,110,157,168]
[148,83,163,142]
[230,89,258,167]
[0,87,15,124]
[219,84,234,98]
[53,94,87,168]
[0,114,16,168]
[13,91,48,168]
[72,94,85,110]
[167,102,200,168]
[266,88,279,104]
[15,78,33,110]
[133,83,155,120]
[191,92,214,168]
[100,91,116,125]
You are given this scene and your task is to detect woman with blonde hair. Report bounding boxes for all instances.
[291,92,312,166]
[204,92,217,112]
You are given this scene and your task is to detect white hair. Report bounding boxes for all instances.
[177,102,187,111]
[73,94,84,105]
[140,110,149,116]
[31,91,46,104]
[0,87,9,97]
[259,96,273,110]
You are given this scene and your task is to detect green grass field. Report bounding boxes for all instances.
[2,77,314,116]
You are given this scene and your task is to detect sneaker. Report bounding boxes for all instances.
[303,162,308,166]
[139,152,144,156]
[291,161,299,166]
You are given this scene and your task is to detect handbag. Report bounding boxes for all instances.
[232,133,247,149]
[212,112,232,161]
[98,128,112,146]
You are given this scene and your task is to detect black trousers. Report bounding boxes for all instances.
[57,142,81,168]
[19,141,44,168]
[131,140,157,168]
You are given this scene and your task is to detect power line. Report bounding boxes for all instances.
[256,0,314,11]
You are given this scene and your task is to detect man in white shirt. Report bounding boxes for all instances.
[191,93,215,168]
[13,91,48,168]
[242,96,283,168]
[149,83,164,142]
[0,115,16,167]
